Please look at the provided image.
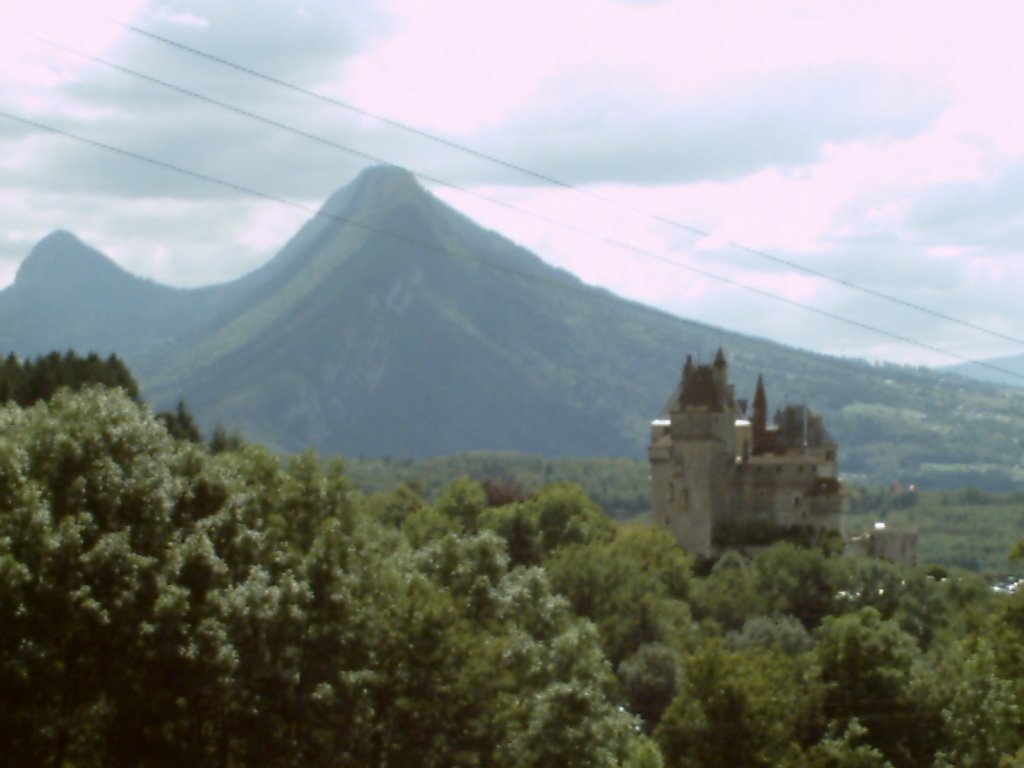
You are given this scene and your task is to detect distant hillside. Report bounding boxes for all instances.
[4,166,1024,490]
[939,354,1024,388]
[0,231,228,358]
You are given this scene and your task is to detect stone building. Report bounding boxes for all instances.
[649,349,847,557]
[846,522,919,566]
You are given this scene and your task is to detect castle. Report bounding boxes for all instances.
[648,349,847,557]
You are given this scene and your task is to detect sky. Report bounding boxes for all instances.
[2,0,1024,367]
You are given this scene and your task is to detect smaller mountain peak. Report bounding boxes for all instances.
[34,228,85,252]
[15,230,122,289]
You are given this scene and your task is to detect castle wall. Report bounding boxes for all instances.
[734,455,844,533]
[671,436,734,557]
[649,422,673,532]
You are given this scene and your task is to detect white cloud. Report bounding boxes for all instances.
[3,0,1024,367]
[152,6,208,28]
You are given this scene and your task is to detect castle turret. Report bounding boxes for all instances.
[712,347,728,406]
[751,374,768,453]
[652,352,739,556]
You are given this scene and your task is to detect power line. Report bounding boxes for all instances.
[12,27,1024,367]
[2,106,1023,386]
[92,13,1024,351]
[14,31,685,273]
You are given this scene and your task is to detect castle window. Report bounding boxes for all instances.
[826,450,835,461]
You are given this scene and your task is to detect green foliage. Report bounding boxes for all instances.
[0,389,650,767]
[691,552,768,632]
[532,483,616,553]
[727,614,814,656]
[815,608,921,767]
[347,452,652,521]
[847,486,1024,575]
[434,476,489,532]
[618,643,681,730]
[156,398,203,443]
[712,518,818,549]
[3,386,1024,767]
[0,349,139,406]
[545,527,695,666]
[796,721,894,768]
[930,641,1022,768]
[350,453,1024,576]
[753,543,834,628]
[656,641,823,768]
[208,423,245,453]
[480,501,543,567]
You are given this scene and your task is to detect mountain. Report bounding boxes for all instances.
[938,355,1024,388]
[140,165,699,457]
[5,166,1024,489]
[0,230,228,358]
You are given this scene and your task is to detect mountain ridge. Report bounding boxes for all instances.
[938,354,1024,389]
[3,165,1024,489]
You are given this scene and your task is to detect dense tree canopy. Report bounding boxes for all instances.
[1,387,1023,767]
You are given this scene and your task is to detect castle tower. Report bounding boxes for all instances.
[751,374,768,453]
[649,352,738,556]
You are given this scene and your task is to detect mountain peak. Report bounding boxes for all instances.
[316,165,428,223]
[354,164,421,192]
[347,165,432,213]
[15,230,123,288]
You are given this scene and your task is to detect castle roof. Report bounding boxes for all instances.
[773,404,837,449]
[679,365,726,411]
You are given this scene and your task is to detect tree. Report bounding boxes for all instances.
[545,536,694,665]
[797,721,894,768]
[815,608,923,767]
[157,399,203,443]
[930,641,1021,768]
[619,643,681,730]
[727,614,814,657]
[480,501,543,567]
[753,543,833,628]
[690,551,768,632]
[656,640,823,768]
[531,483,615,554]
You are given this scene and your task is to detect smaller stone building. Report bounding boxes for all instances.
[649,350,847,557]
[846,523,919,566]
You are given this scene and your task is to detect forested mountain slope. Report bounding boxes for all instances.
[3,166,1023,488]
[941,353,1024,388]
[0,230,227,357]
